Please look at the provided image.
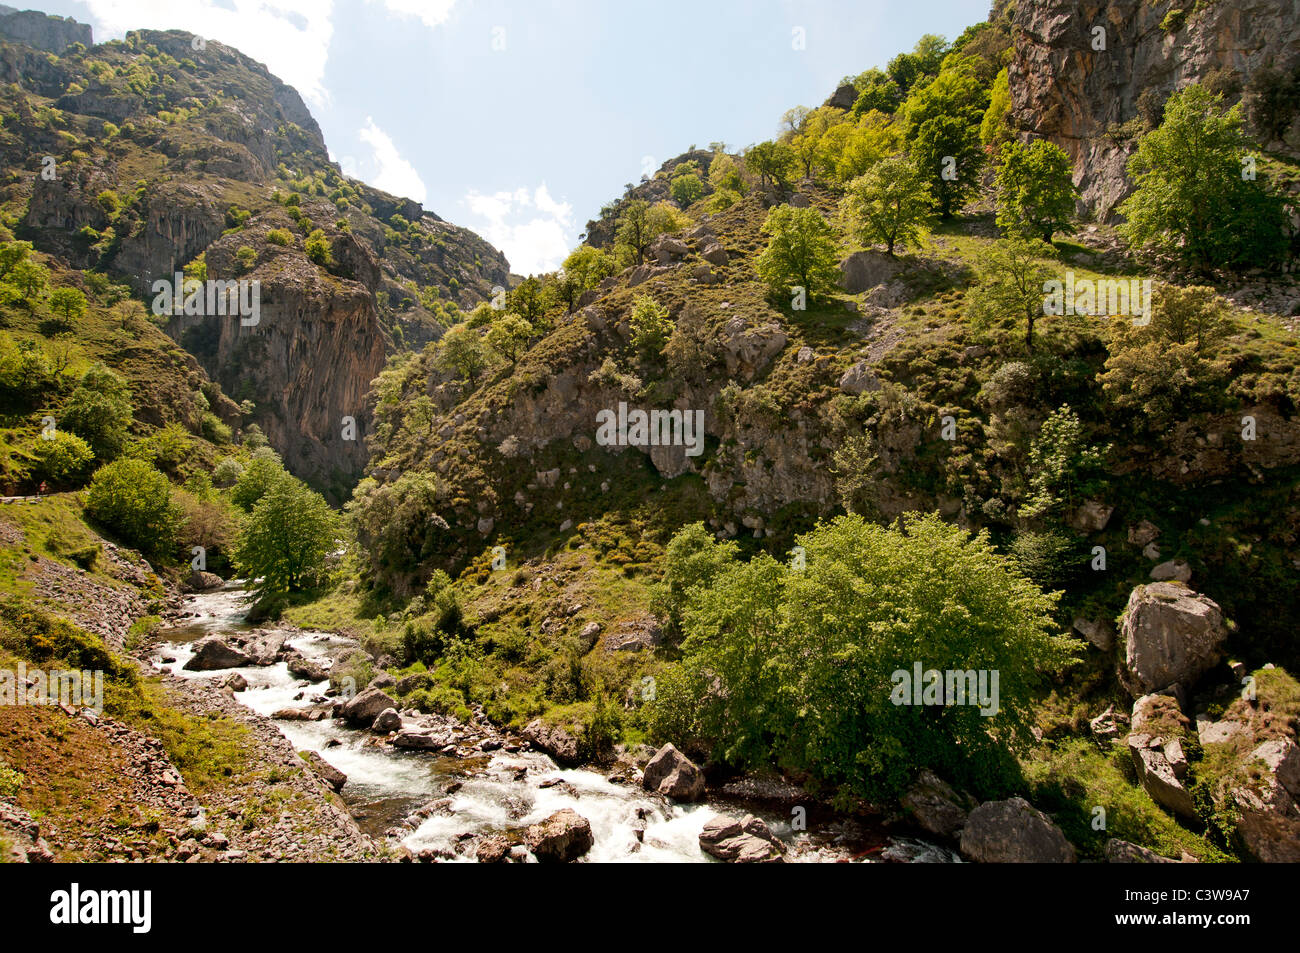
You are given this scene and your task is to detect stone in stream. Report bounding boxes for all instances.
[524,809,594,863]
[183,636,251,671]
[221,672,248,692]
[476,834,511,864]
[699,814,785,863]
[642,743,705,802]
[285,651,329,682]
[372,707,402,732]
[241,630,286,666]
[339,687,397,727]
[300,751,346,792]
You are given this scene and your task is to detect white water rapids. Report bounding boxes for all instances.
[151,584,956,863]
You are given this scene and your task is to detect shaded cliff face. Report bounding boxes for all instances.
[1009,0,1300,218]
[0,5,91,53]
[0,21,509,495]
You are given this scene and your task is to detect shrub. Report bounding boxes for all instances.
[85,458,181,557]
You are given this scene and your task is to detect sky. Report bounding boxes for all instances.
[30,0,990,275]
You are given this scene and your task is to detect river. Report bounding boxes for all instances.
[151,583,956,863]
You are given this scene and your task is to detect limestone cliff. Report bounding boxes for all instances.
[1009,0,1300,218]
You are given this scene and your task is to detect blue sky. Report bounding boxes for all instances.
[31,0,990,274]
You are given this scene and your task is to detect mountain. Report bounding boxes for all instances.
[1,22,509,498]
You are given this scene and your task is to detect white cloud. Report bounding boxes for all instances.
[366,0,457,30]
[460,184,574,275]
[339,117,428,204]
[83,0,336,107]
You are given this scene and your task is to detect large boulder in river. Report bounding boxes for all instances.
[523,719,581,766]
[339,687,396,727]
[959,798,1076,863]
[525,809,594,863]
[183,637,251,671]
[188,570,224,591]
[699,813,786,863]
[1120,583,1229,696]
[642,743,705,802]
[300,751,346,793]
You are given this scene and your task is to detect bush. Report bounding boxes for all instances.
[647,512,1076,801]
[265,228,292,247]
[60,363,133,460]
[212,457,245,487]
[30,430,94,486]
[85,458,181,557]
[304,229,332,267]
[230,455,289,511]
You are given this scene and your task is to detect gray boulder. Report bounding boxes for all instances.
[525,809,594,862]
[1120,583,1229,696]
[699,813,786,863]
[900,770,975,838]
[1127,733,1197,818]
[300,751,346,793]
[339,687,397,727]
[183,637,251,671]
[959,798,1076,863]
[642,743,705,802]
[524,719,581,766]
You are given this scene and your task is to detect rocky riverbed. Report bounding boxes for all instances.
[149,583,957,863]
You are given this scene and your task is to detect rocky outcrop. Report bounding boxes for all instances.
[699,813,786,863]
[0,6,92,53]
[959,798,1077,863]
[1120,583,1229,696]
[1010,0,1300,218]
[1127,732,1197,818]
[1105,839,1177,863]
[525,809,594,862]
[642,743,705,802]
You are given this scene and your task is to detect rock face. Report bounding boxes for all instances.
[699,814,786,863]
[183,637,251,671]
[1009,0,1300,218]
[524,809,594,862]
[642,743,705,802]
[0,7,92,53]
[1120,583,1229,696]
[959,798,1077,863]
[339,687,397,727]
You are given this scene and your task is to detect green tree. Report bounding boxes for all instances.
[1021,405,1107,518]
[559,244,614,309]
[485,314,532,365]
[648,521,740,638]
[755,205,842,302]
[6,258,49,302]
[841,155,933,255]
[980,67,1014,149]
[911,114,984,218]
[1146,283,1231,355]
[670,172,706,208]
[965,238,1055,349]
[615,199,654,266]
[85,458,181,556]
[435,323,490,382]
[30,430,94,486]
[305,228,333,267]
[1118,84,1290,270]
[61,363,133,460]
[48,287,87,327]
[230,454,290,511]
[744,140,797,191]
[628,295,673,357]
[994,140,1078,242]
[234,479,339,594]
[648,512,1074,800]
